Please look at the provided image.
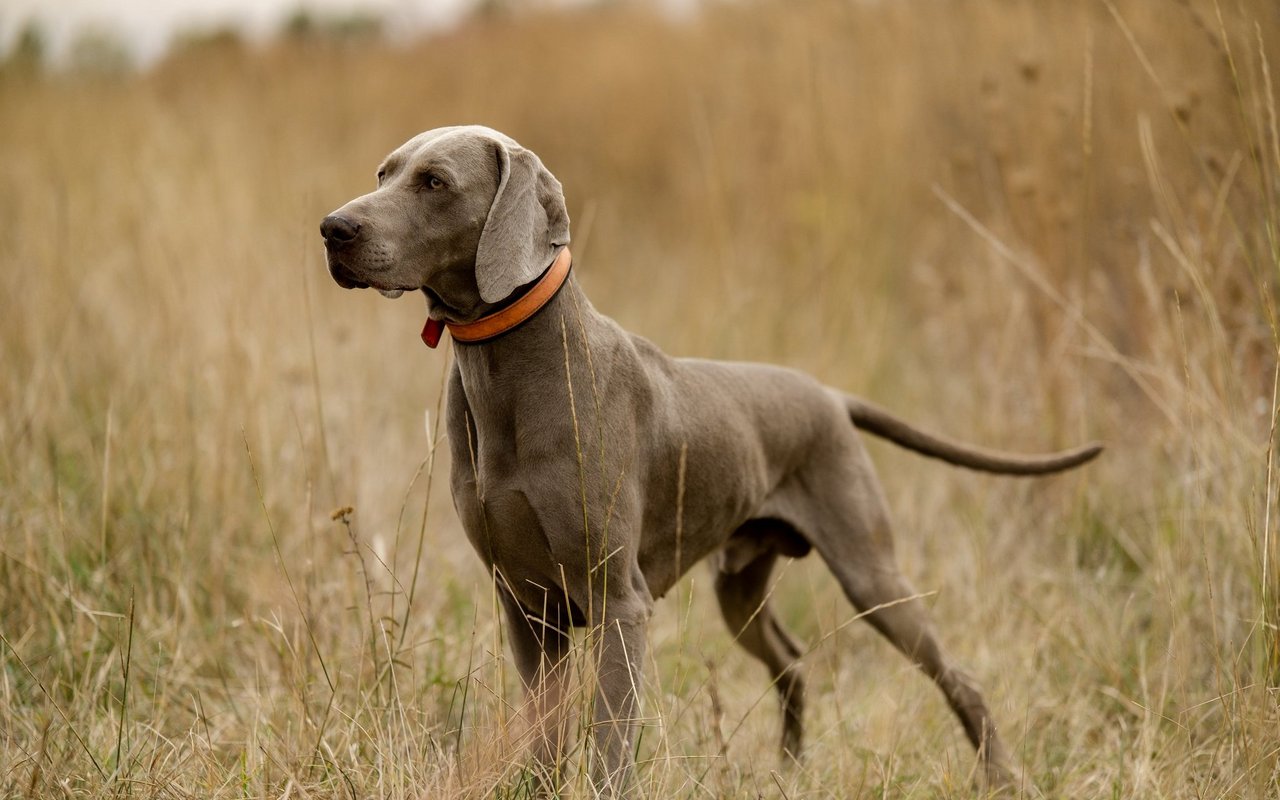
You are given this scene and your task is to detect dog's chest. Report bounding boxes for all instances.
[444,395,578,579]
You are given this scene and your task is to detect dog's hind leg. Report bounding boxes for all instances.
[803,450,1016,788]
[837,560,1014,787]
[714,545,807,761]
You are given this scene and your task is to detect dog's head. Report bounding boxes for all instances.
[320,126,570,322]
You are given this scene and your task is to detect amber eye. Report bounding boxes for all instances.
[426,175,445,190]
[376,169,386,184]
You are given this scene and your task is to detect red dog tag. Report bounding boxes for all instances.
[421,317,444,348]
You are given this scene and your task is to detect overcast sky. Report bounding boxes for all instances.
[1,0,702,66]
[0,0,486,65]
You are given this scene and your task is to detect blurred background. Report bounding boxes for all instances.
[1,1,1278,797]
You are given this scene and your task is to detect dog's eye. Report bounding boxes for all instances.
[376,169,386,184]
[424,174,445,191]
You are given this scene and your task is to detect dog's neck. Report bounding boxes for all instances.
[458,270,597,358]
[451,273,606,430]
[456,247,572,344]
[423,248,573,348]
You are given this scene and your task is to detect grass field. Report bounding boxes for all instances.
[2,0,1279,797]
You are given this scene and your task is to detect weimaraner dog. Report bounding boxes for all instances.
[321,125,1100,795]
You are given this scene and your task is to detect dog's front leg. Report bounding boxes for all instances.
[588,593,651,797]
[498,589,573,783]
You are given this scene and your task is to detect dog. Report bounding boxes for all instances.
[321,125,1100,795]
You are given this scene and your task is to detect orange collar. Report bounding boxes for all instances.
[421,247,572,348]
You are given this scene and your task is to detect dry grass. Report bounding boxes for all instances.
[2,0,1278,797]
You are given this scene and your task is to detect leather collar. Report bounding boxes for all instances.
[421,247,572,348]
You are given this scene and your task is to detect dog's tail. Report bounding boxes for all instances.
[844,395,1103,476]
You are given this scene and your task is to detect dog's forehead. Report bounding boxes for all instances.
[388,125,520,165]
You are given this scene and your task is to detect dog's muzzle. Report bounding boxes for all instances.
[320,214,360,248]
[321,214,371,288]
[326,258,368,289]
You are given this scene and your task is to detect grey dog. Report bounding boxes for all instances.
[321,125,1100,795]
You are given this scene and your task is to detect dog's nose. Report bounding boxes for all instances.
[320,215,361,245]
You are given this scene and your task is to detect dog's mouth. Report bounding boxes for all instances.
[328,260,414,299]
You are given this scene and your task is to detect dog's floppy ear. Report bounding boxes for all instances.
[475,139,570,304]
